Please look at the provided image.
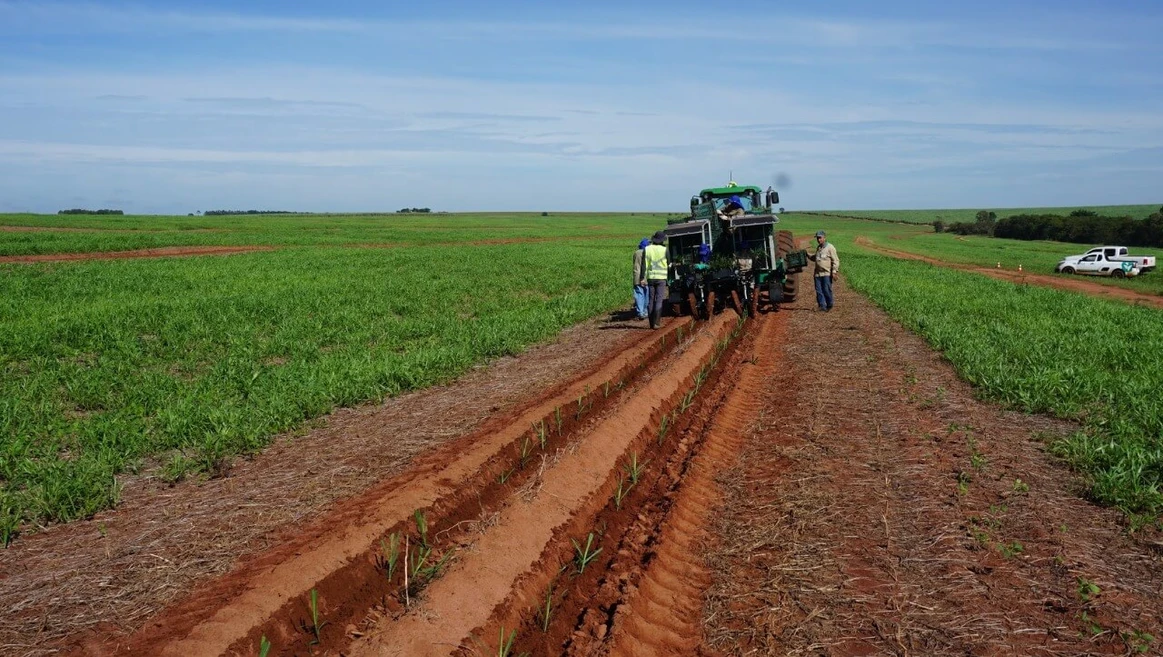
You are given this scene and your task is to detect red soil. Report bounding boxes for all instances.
[0,245,272,263]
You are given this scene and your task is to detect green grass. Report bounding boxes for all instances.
[0,212,672,256]
[843,252,1163,515]
[804,204,1162,224]
[0,215,661,542]
[777,213,1163,297]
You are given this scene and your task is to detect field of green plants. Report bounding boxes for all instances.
[777,213,1163,297]
[805,205,1162,225]
[842,251,1163,518]
[0,213,661,544]
[4,206,1161,545]
[0,212,669,256]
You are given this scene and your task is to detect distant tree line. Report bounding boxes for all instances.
[935,207,1163,248]
[58,208,123,215]
[993,207,1163,247]
[397,208,432,214]
[936,210,997,236]
[202,210,298,216]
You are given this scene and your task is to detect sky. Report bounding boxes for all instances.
[0,0,1161,214]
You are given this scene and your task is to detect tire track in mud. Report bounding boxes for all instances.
[76,316,697,657]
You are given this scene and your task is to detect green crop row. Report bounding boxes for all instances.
[0,212,668,256]
[843,252,1163,516]
[0,239,641,542]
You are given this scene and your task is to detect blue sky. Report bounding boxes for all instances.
[0,0,1161,213]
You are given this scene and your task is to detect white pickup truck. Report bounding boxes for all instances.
[1056,246,1154,278]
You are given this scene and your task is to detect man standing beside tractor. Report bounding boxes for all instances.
[809,230,839,311]
[632,237,650,320]
[641,231,669,329]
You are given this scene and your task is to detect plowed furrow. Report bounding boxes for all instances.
[603,314,785,657]
[346,313,739,656]
[82,317,696,657]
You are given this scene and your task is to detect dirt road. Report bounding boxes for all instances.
[855,236,1163,309]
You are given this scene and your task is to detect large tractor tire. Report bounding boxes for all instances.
[730,289,744,317]
[776,229,799,305]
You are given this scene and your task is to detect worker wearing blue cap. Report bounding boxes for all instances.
[632,238,650,320]
[808,230,840,311]
[718,195,746,220]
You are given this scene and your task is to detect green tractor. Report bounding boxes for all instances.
[663,182,807,318]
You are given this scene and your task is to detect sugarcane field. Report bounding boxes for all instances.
[3,3,1163,657]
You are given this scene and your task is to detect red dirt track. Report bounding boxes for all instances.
[855,236,1163,309]
[0,245,273,263]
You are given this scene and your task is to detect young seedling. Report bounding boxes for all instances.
[258,635,271,657]
[519,434,534,470]
[381,532,401,581]
[603,381,610,398]
[658,414,670,445]
[623,453,647,485]
[572,533,602,574]
[1012,478,1030,493]
[537,582,557,632]
[303,588,326,646]
[1078,577,1101,602]
[414,509,429,548]
[408,544,453,587]
[498,466,515,484]
[532,420,547,450]
[495,627,521,657]
[612,475,629,509]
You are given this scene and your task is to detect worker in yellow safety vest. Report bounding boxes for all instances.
[640,230,669,329]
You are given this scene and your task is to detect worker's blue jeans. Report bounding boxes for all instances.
[633,284,649,318]
[647,280,667,328]
[814,275,834,310]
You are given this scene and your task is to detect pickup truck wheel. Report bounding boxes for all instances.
[1112,269,1126,279]
[1061,266,1075,275]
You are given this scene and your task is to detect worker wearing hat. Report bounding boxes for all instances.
[632,237,650,320]
[641,231,669,329]
[809,230,839,311]
[717,194,746,220]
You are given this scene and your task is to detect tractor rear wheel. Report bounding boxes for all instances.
[730,289,744,317]
[776,230,799,305]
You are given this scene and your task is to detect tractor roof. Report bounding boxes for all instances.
[699,182,763,197]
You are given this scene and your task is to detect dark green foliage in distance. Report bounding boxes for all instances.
[995,208,1163,248]
[807,205,1162,225]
